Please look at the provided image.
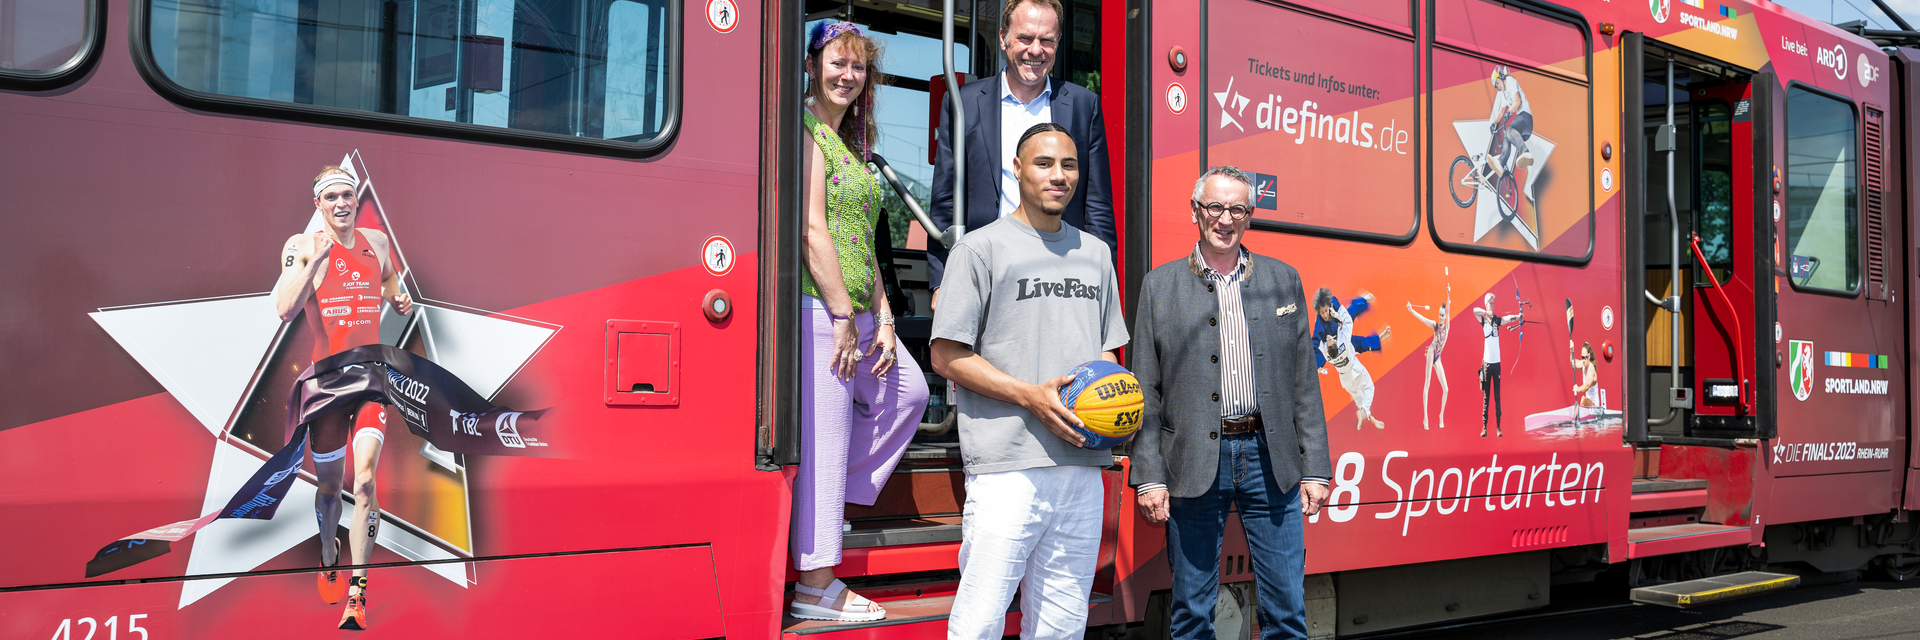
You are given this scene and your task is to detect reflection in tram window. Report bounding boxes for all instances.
[0,0,90,74]
[1784,87,1858,293]
[1694,100,1733,284]
[145,0,674,144]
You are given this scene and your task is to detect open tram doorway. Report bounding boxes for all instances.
[785,0,1111,566]
[1625,37,1771,445]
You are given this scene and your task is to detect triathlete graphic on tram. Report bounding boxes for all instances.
[271,165,411,630]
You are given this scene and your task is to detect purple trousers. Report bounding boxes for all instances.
[792,301,929,571]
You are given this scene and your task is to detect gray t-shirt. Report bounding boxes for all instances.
[930,215,1130,475]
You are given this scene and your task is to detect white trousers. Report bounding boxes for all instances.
[948,465,1104,640]
[1337,359,1374,411]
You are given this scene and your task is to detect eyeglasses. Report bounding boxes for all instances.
[1193,200,1252,220]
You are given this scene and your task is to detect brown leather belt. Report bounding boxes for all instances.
[1221,414,1264,435]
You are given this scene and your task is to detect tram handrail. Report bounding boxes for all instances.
[871,154,955,248]
[1649,52,1685,426]
[941,0,966,245]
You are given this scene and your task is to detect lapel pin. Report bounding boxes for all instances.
[1277,304,1297,317]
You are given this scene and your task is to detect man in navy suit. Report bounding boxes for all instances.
[929,0,1115,299]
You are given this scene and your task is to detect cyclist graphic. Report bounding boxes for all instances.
[1486,66,1534,179]
[1446,65,1553,250]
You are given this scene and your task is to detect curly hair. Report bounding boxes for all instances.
[806,26,885,160]
[1315,287,1335,312]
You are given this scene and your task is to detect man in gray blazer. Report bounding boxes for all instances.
[1129,166,1334,640]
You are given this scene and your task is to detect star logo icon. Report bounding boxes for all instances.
[88,151,559,608]
[1214,76,1251,132]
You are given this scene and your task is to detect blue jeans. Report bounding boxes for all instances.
[1167,433,1307,640]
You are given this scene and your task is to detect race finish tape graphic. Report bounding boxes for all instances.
[84,151,560,609]
[86,345,560,578]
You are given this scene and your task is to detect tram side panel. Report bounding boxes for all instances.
[1763,26,1907,529]
[0,0,788,636]
[1125,0,1629,580]
[1899,48,1920,514]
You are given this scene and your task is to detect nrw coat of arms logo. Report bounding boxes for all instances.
[1650,0,1669,23]
[1788,339,1815,401]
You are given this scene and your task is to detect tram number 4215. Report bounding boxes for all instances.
[49,615,149,640]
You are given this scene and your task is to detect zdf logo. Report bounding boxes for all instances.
[1857,53,1880,87]
[1815,45,1848,80]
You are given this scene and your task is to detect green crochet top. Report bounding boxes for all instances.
[801,111,881,312]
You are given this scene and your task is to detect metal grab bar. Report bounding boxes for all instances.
[1688,233,1750,414]
[1649,53,1685,426]
[871,154,957,248]
[941,0,966,245]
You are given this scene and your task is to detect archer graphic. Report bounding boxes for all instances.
[1472,288,1525,437]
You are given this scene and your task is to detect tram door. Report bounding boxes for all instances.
[1634,43,1768,441]
[1685,80,1763,438]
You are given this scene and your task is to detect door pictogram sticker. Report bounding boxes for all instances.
[707,0,737,33]
[703,236,735,276]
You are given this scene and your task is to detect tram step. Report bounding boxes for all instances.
[783,591,1114,636]
[844,521,962,548]
[1626,523,1751,558]
[1629,487,1708,514]
[1632,478,1709,493]
[1629,571,1799,608]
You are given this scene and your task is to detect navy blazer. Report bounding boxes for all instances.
[928,74,1115,288]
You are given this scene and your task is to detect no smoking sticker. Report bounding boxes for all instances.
[1167,83,1187,115]
[707,0,737,33]
[703,236,735,276]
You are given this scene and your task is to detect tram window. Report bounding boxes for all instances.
[144,0,676,147]
[1427,0,1591,263]
[1203,0,1419,241]
[0,0,92,78]
[1784,86,1859,293]
[1434,0,1584,78]
[1693,100,1733,284]
[1056,0,1098,94]
[1297,0,1408,29]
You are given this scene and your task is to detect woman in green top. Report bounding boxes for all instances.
[788,22,929,623]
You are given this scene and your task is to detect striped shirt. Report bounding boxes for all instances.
[1138,244,1325,497]
[1196,246,1259,418]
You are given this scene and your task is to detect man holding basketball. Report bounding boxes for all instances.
[1129,166,1332,639]
[272,166,410,631]
[930,123,1128,640]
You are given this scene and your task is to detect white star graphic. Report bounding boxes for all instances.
[1451,119,1556,250]
[88,151,558,608]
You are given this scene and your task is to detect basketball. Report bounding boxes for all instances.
[1058,361,1145,448]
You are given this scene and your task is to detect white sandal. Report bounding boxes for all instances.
[790,579,886,622]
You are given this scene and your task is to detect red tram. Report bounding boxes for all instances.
[1,0,1917,636]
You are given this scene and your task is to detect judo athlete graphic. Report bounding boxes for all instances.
[1314,288,1390,430]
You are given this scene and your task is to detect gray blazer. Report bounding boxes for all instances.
[1129,251,1333,498]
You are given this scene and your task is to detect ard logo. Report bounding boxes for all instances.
[1788,340,1815,402]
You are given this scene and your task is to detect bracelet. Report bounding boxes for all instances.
[875,309,895,327]
[828,310,853,321]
